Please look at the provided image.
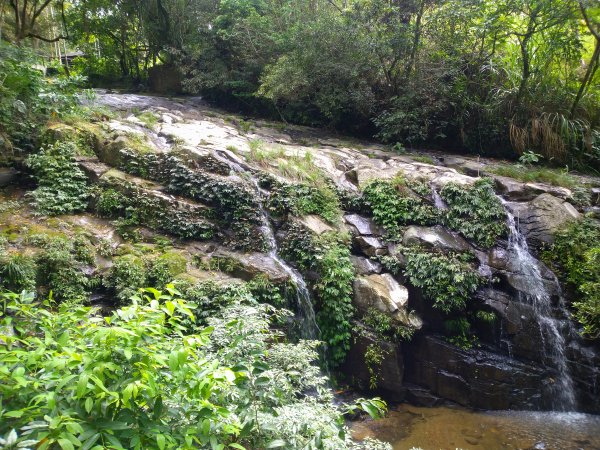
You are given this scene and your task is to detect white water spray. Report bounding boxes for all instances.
[502,200,576,411]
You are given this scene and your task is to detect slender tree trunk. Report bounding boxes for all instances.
[570,38,600,118]
[405,0,424,79]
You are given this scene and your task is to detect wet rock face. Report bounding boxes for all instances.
[83,92,600,413]
[402,225,471,253]
[509,193,580,245]
[342,332,405,400]
[354,236,388,257]
[344,214,383,236]
[404,335,553,410]
[350,256,382,275]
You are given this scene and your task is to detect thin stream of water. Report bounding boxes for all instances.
[501,199,576,411]
[213,149,320,340]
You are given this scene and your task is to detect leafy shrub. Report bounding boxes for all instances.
[103,254,147,302]
[0,43,81,152]
[247,275,289,309]
[364,343,387,389]
[440,179,506,248]
[543,218,600,338]
[0,288,389,450]
[0,253,36,292]
[96,188,126,217]
[26,141,91,215]
[402,248,482,313]
[269,181,341,224]
[362,308,415,342]
[362,178,438,239]
[35,240,90,303]
[475,310,496,323]
[444,317,479,350]
[314,234,355,366]
[181,280,255,322]
[147,251,188,288]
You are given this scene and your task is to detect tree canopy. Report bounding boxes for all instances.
[1,0,599,167]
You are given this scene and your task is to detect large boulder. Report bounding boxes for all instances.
[353,274,421,328]
[350,256,383,275]
[344,214,383,236]
[493,176,572,202]
[354,236,388,257]
[299,215,334,235]
[509,194,580,244]
[402,225,471,252]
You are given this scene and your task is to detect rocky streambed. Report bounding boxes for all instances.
[3,91,600,421]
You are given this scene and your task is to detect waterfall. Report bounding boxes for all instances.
[501,199,577,411]
[214,150,321,341]
[431,187,448,210]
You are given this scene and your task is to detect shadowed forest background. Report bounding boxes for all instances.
[1,0,599,170]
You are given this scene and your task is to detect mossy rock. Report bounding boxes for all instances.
[157,251,188,275]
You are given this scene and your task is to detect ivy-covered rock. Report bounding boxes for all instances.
[440,178,506,248]
[26,142,91,216]
[362,178,439,239]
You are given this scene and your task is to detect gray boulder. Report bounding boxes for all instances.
[402,225,471,252]
[354,236,388,257]
[509,194,580,244]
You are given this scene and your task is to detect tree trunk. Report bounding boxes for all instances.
[570,38,600,118]
[405,0,424,79]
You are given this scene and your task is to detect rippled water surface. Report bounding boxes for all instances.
[352,404,600,450]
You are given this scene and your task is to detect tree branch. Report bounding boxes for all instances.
[26,31,66,42]
[579,1,600,41]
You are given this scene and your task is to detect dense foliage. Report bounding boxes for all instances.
[362,178,438,238]
[440,179,507,248]
[281,225,355,366]
[382,249,483,313]
[0,43,81,155]
[0,232,93,303]
[34,0,598,169]
[0,288,389,450]
[543,217,600,338]
[268,181,341,225]
[26,142,91,216]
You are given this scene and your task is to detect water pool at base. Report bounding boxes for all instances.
[351,404,600,450]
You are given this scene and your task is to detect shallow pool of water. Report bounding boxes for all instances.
[351,404,600,450]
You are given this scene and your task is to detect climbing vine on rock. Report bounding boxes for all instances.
[362,178,438,239]
[26,142,91,216]
[440,178,506,248]
[383,247,482,313]
[95,182,215,242]
[543,218,600,338]
[268,180,341,224]
[111,149,266,250]
[281,224,354,366]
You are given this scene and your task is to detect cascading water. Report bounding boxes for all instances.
[501,199,577,411]
[214,150,320,341]
[431,187,448,210]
